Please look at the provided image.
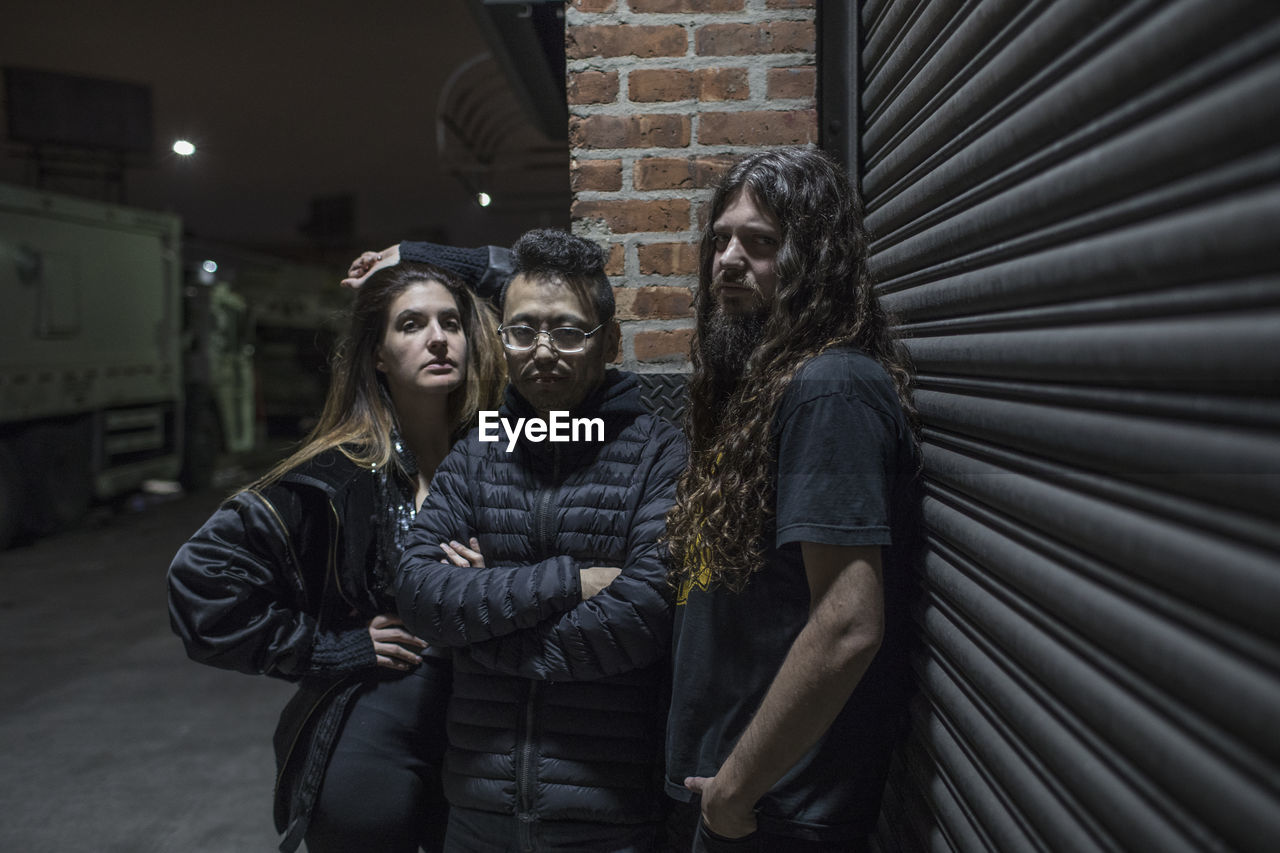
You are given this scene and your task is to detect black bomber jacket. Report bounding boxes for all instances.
[167,448,407,851]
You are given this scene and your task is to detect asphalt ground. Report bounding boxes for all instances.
[0,474,293,851]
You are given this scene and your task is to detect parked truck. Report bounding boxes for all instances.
[0,183,255,548]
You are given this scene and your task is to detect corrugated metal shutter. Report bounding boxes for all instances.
[838,1,1280,851]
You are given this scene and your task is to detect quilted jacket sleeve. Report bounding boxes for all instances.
[166,489,375,681]
[460,422,685,681]
[396,440,584,647]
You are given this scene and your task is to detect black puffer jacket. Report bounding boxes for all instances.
[397,369,685,824]
[167,449,432,852]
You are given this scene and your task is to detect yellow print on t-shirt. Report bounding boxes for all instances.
[675,455,721,605]
[675,534,713,606]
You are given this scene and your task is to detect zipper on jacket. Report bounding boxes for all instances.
[515,680,541,818]
[531,446,560,557]
[324,501,361,619]
[274,676,351,799]
[516,445,558,818]
[246,489,308,607]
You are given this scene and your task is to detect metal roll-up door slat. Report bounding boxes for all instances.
[913,375,1280,430]
[879,747,940,852]
[881,176,1280,303]
[877,151,1280,295]
[905,309,1280,386]
[922,537,1272,852]
[876,188,1280,316]
[914,389,1280,519]
[862,0,1031,167]
[925,483,1280,775]
[923,439,1280,649]
[861,0,974,133]
[928,533,1280,852]
[898,278,1280,338]
[867,0,1277,230]
[895,734,985,852]
[921,422,1280,567]
[861,0,927,85]
[921,594,1178,852]
[909,680,1043,852]
[869,55,1280,265]
[860,0,894,51]
[864,0,1168,202]
[871,20,1280,251]
[874,751,959,853]
[840,0,1280,848]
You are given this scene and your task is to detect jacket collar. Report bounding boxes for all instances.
[278,448,363,497]
[277,442,413,498]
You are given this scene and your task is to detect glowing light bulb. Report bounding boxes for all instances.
[173,140,196,156]
[477,192,492,208]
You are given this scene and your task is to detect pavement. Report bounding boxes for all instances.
[0,477,294,852]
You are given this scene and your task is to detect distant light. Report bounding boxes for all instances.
[197,260,217,285]
[476,192,492,208]
[173,139,196,156]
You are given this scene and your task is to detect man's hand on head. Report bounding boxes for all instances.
[579,566,622,599]
[341,243,401,289]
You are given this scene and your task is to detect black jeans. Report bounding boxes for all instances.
[446,804,660,852]
[306,657,451,853]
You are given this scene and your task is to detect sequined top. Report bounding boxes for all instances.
[369,432,421,603]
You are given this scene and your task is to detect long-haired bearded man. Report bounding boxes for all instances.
[665,146,922,853]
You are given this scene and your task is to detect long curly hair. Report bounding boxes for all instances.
[666,146,918,594]
[251,261,505,489]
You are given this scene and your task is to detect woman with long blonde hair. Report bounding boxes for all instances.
[168,251,506,853]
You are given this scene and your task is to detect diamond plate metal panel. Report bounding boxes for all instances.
[636,372,689,424]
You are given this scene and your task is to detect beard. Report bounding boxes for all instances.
[700,300,768,400]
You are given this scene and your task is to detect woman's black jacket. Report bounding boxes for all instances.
[167,449,405,852]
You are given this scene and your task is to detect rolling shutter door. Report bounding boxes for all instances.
[841,2,1280,851]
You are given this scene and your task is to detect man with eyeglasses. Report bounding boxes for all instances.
[393,228,685,851]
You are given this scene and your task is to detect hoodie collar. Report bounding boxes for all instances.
[502,368,642,420]
[499,369,644,463]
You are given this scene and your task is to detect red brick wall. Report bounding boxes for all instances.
[566,0,817,371]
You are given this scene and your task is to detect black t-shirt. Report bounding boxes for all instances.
[666,348,919,842]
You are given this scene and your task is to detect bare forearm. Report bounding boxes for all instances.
[686,545,885,838]
[716,599,881,805]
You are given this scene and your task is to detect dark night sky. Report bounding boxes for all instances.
[0,0,566,258]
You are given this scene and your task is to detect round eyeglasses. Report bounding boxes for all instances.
[498,323,603,354]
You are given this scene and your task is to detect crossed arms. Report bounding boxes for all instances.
[394,428,683,681]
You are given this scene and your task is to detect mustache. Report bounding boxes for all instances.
[520,366,565,380]
[711,271,761,294]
